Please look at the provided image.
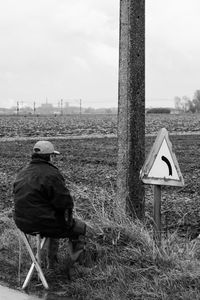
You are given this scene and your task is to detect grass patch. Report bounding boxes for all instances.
[1,185,200,299]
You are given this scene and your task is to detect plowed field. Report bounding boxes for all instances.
[0,132,200,230]
[1,113,200,293]
[0,113,200,229]
[0,113,200,138]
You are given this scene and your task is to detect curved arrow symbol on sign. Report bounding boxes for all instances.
[161,156,172,176]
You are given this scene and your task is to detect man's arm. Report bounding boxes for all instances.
[46,173,74,211]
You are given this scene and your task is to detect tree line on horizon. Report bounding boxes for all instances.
[174,90,200,113]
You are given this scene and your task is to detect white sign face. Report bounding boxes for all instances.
[140,128,184,186]
[148,138,179,180]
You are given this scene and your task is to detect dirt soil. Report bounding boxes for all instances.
[0,134,200,294]
[1,134,200,230]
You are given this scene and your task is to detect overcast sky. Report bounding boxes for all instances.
[0,1,200,109]
[0,0,119,108]
[146,0,200,107]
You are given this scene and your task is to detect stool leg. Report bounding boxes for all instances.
[21,234,49,289]
[22,237,47,289]
[37,234,41,265]
[36,234,41,281]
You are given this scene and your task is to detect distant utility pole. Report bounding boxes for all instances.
[80,99,82,115]
[60,99,63,115]
[117,0,145,219]
[33,102,36,114]
[17,101,19,115]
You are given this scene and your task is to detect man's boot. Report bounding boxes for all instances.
[68,218,87,263]
[47,238,59,270]
[68,235,86,263]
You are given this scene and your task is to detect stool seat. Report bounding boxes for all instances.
[18,230,49,289]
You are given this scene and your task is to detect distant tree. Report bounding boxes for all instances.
[188,100,196,113]
[194,90,200,101]
[174,96,182,111]
[174,96,193,112]
[182,96,191,112]
[84,107,95,114]
[105,108,112,114]
[193,90,200,112]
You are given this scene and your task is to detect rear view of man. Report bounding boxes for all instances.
[13,140,86,270]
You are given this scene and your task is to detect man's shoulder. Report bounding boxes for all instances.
[36,161,63,177]
[30,159,58,170]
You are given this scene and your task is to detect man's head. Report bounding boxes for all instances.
[32,141,60,161]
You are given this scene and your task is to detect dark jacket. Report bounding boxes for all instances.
[13,158,74,236]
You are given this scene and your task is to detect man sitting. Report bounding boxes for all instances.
[13,140,86,270]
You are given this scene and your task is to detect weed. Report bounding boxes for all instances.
[1,187,200,299]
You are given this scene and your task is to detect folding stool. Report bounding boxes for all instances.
[18,230,49,289]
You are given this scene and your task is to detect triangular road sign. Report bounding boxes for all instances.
[140,128,184,186]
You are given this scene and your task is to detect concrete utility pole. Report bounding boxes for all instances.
[80,99,82,115]
[117,0,145,219]
[60,99,63,115]
[33,102,36,114]
[17,101,19,115]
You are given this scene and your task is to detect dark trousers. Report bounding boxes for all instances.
[46,218,86,268]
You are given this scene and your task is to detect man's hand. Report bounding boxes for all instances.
[65,209,73,227]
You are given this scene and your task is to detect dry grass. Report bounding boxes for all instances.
[1,186,200,299]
